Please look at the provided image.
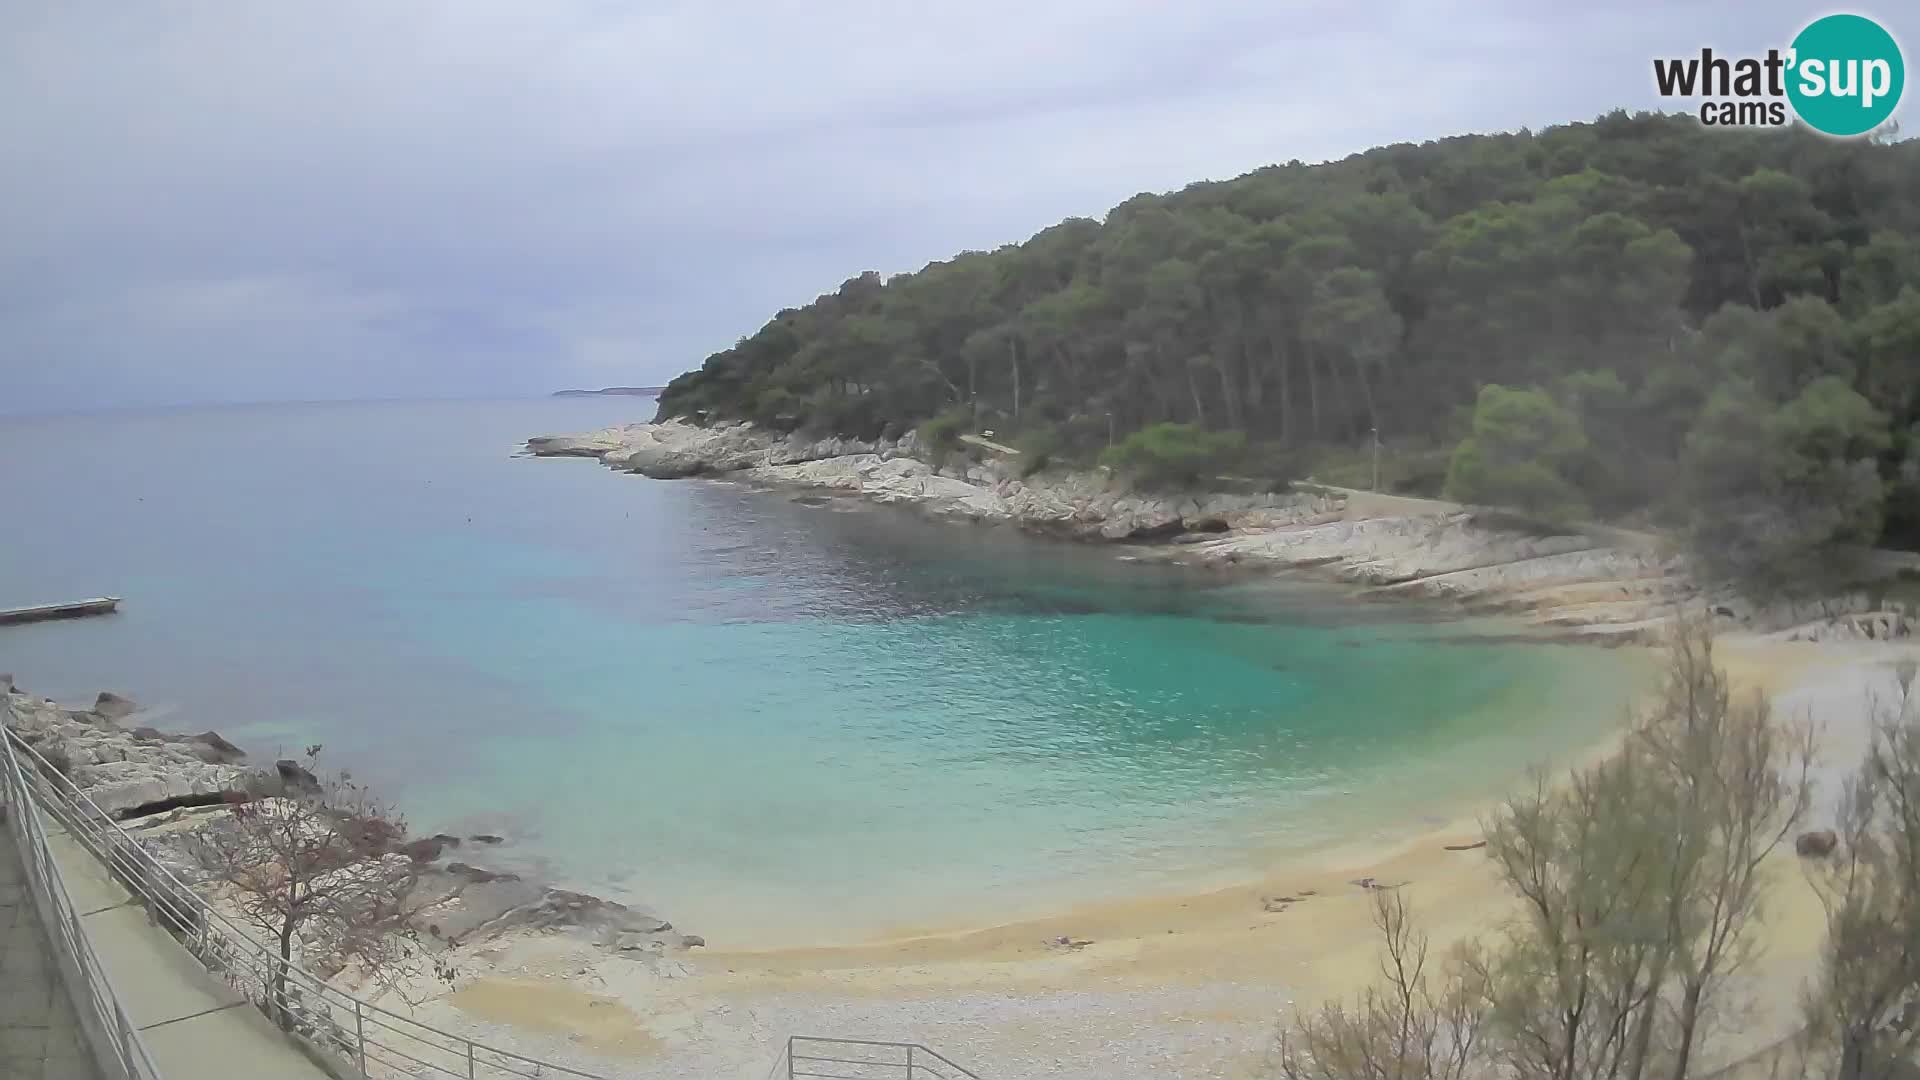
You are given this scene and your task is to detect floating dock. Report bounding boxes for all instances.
[0,597,121,625]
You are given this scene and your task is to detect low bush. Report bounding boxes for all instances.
[1013,425,1063,477]
[916,406,974,453]
[1099,423,1247,489]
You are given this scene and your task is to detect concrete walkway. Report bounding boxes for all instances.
[0,822,100,1080]
[41,826,333,1080]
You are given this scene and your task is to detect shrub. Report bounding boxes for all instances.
[1394,448,1454,497]
[29,737,74,779]
[1240,441,1314,492]
[1680,376,1891,600]
[1013,425,1063,477]
[747,386,802,432]
[916,406,974,454]
[1273,618,1813,1080]
[1100,423,1247,489]
[1445,384,1590,525]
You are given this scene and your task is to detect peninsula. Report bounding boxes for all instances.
[623,113,1919,623]
[551,386,665,398]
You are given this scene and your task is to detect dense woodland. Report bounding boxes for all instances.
[657,112,1920,594]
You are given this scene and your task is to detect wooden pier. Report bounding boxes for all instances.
[0,597,121,626]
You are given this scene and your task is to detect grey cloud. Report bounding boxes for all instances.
[1,0,1906,412]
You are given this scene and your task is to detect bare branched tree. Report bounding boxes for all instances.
[1273,888,1489,1080]
[185,746,420,1030]
[1804,660,1920,1080]
[1272,616,1814,1080]
[1623,617,1813,1080]
[1477,755,1668,1080]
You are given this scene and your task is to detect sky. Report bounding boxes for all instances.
[1,1,1910,414]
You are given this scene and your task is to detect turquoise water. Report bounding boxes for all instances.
[0,399,1642,944]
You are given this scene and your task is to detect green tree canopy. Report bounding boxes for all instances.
[1682,376,1891,597]
[651,112,1920,584]
[1444,385,1590,525]
[1100,422,1248,490]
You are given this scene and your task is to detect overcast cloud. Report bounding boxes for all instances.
[0,1,1908,413]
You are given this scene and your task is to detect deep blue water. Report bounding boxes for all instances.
[0,399,1642,943]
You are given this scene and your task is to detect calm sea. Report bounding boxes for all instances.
[0,398,1642,944]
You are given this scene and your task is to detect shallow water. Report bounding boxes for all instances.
[0,399,1645,944]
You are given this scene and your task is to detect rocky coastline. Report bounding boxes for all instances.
[2,422,1910,1076]
[527,418,1918,643]
[1,676,698,986]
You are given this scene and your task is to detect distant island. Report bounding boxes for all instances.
[552,386,665,398]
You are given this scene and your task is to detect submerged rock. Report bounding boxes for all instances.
[399,834,463,863]
[445,862,520,883]
[409,862,687,951]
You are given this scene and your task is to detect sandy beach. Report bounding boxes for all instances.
[376,634,1918,1080]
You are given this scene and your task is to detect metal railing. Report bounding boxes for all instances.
[0,723,164,1080]
[2,726,610,1080]
[778,1037,983,1080]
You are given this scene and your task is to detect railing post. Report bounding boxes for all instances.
[355,1000,366,1076]
[908,1043,915,1078]
[787,1036,795,1080]
[467,1039,476,1079]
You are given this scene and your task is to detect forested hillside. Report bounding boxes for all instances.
[656,112,1920,594]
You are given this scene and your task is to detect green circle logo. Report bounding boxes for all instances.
[1786,14,1905,137]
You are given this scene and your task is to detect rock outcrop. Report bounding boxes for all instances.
[534,419,1344,542]
[526,419,1704,636]
[274,757,320,793]
[1772,610,1916,642]
[3,682,695,960]
[522,430,634,458]
[409,866,683,952]
[6,691,244,814]
[526,418,1917,641]
[1165,512,1698,635]
[186,731,247,764]
[1796,830,1839,857]
[93,691,139,721]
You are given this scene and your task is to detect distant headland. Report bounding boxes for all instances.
[551,386,664,398]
